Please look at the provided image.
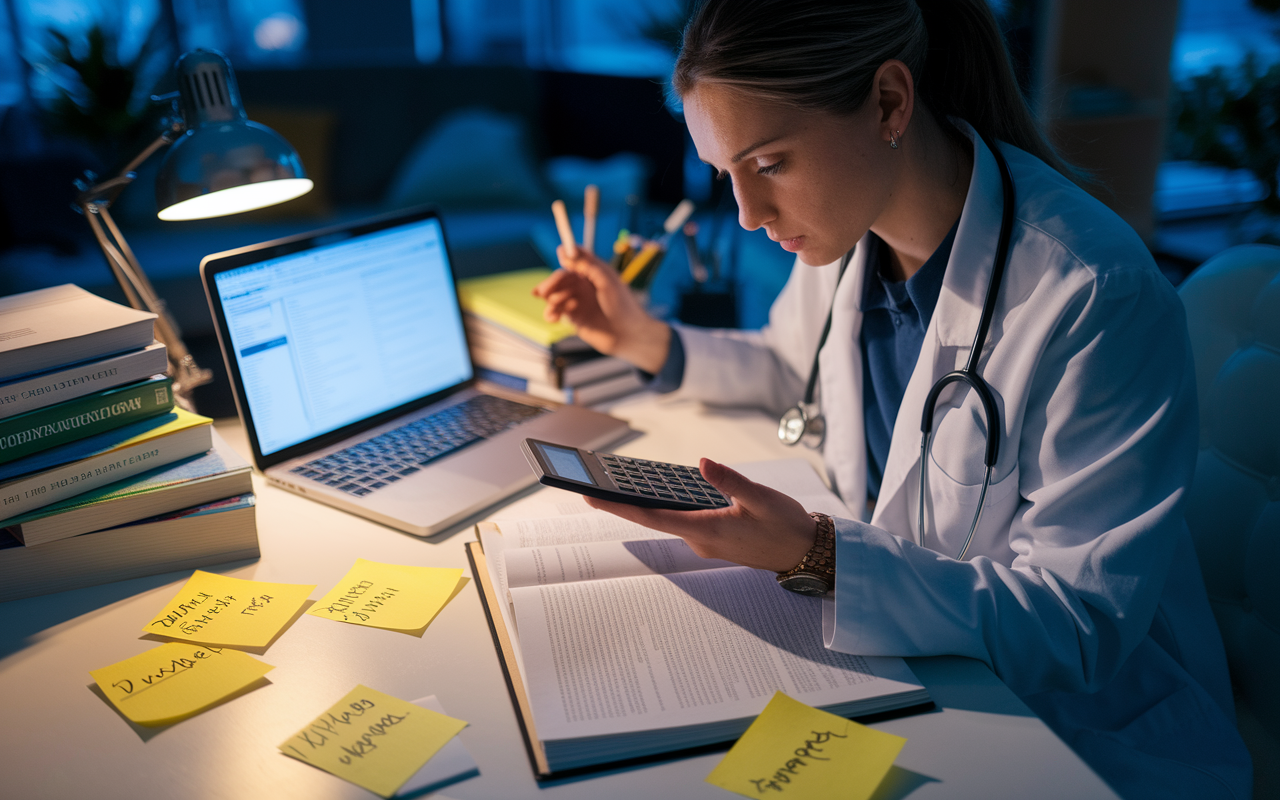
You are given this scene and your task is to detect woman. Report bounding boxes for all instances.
[534,1,1251,797]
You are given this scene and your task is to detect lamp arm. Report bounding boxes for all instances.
[75,119,183,207]
[74,117,212,405]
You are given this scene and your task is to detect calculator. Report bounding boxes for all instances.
[521,438,732,511]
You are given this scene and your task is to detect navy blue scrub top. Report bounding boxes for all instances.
[860,221,956,498]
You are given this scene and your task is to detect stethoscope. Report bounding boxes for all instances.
[778,131,1015,562]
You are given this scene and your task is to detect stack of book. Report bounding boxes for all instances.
[458,268,644,406]
[0,285,258,602]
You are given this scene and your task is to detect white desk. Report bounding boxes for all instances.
[0,393,1119,800]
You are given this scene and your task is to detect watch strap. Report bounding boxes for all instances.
[776,512,836,593]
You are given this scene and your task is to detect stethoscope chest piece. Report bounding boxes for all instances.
[778,403,825,448]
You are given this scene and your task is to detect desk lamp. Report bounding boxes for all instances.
[74,49,313,407]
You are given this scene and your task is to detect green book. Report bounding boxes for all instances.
[0,375,174,466]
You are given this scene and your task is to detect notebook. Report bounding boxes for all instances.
[200,206,633,536]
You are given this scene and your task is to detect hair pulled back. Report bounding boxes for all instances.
[673,0,1069,176]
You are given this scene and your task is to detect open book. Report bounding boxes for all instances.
[467,459,931,778]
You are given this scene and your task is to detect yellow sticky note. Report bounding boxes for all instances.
[706,692,906,800]
[90,642,274,727]
[306,559,464,634]
[143,571,316,648]
[279,684,468,798]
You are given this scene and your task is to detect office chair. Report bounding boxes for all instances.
[1179,244,1280,800]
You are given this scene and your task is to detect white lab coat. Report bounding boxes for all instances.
[671,124,1252,799]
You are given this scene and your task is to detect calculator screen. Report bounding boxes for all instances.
[541,443,596,485]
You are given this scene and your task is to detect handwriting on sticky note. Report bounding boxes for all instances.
[143,571,315,648]
[706,692,906,800]
[279,684,467,798]
[90,642,274,727]
[306,559,464,633]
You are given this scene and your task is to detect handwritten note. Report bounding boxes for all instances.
[306,559,464,634]
[706,692,906,800]
[90,642,274,727]
[279,684,468,798]
[142,571,315,648]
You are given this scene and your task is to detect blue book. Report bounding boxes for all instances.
[0,410,189,482]
[2,430,251,546]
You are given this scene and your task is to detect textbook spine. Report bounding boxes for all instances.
[0,342,168,420]
[0,375,175,466]
[0,420,211,520]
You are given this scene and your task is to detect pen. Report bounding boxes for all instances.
[621,199,696,286]
[550,199,577,260]
[583,185,599,255]
[610,229,632,272]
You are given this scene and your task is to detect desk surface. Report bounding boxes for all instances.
[0,393,1118,800]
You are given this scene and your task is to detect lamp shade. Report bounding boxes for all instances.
[155,50,312,221]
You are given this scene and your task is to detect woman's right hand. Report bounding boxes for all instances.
[533,245,672,374]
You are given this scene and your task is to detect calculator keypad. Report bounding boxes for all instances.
[598,454,730,509]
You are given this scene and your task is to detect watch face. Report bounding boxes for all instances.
[779,573,829,596]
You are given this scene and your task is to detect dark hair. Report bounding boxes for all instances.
[673,0,1071,177]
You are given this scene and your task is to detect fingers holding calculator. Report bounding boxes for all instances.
[521,438,730,511]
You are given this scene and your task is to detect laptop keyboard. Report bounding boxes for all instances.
[289,395,548,497]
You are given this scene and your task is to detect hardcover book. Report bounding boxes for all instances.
[457,268,590,353]
[465,315,630,388]
[0,493,258,602]
[0,375,174,465]
[0,408,213,519]
[0,341,167,420]
[0,285,156,382]
[467,459,931,777]
[3,429,251,546]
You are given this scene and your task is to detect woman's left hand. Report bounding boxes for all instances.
[585,458,819,572]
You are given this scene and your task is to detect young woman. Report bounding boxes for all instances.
[534,1,1251,797]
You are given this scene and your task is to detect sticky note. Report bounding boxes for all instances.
[706,692,906,800]
[91,642,274,727]
[279,684,468,798]
[306,559,464,634]
[143,571,316,648]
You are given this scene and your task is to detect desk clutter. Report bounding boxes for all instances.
[0,285,254,602]
[87,564,472,797]
[0,283,919,798]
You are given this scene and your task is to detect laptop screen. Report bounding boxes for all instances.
[211,216,472,457]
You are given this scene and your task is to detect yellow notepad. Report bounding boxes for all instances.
[279,684,467,798]
[706,692,906,800]
[306,559,465,634]
[142,571,315,648]
[90,642,274,727]
[457,268,577,347]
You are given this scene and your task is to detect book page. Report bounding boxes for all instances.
[503,537,734,589]
[494,512,678,547]
[510,566,924,742]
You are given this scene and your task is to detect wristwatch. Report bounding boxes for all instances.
[776,512,836,596]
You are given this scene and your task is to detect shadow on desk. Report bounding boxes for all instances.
[0,558,257,660]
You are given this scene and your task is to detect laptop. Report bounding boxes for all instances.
[200,206,633,536]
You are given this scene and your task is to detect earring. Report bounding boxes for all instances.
[889,130,900,150]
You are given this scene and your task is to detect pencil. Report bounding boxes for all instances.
[551,199,577,260]
[620,241,663,285]
[583,185,599,255]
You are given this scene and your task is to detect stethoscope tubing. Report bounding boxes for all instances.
[779,130,1016,562]
[916,131,1015,558]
